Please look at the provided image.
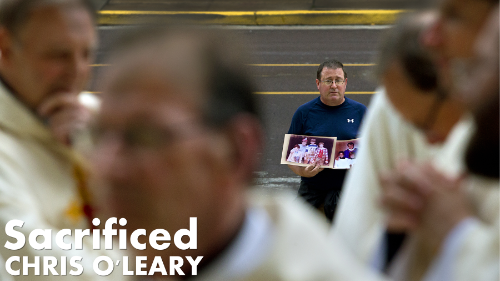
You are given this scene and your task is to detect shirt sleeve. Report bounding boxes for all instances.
[288,108,304,135]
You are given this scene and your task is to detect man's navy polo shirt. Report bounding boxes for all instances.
[288,96,367,189]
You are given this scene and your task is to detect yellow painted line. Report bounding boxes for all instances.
[87,91,375,95]
[255,91,375,95]
[99,10,255,16]
[98,9,407,25]
[250,64,375,66]
[99,10,404,16]
[91,64,374,67]
[256,10,406,15]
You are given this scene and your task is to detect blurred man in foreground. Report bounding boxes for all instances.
[331,11,457,267]
[382,4,499,281]
[383,2,500,280]
[92,27,387,281]
[332,0,499,278]
[0,0,123,279]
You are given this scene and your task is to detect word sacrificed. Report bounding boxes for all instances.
[3,217,203,276]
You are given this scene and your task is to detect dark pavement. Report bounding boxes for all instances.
[101,0,432,11]
[90,0,414,192]
[90,25,386,192]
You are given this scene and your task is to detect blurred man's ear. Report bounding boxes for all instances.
[224,114,263,185]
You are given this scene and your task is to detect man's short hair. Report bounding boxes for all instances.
[316,60,347,80]
[347,142,354,146]
[0,0,96,35]
[108,26,259,128]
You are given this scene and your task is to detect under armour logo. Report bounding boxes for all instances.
[347,119,354,123]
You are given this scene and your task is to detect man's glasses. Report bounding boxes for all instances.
[320,79,345,86]
[92,121,204,151]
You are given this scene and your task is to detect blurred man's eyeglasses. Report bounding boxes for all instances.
[92,122,203,151]
[321,79,345,86]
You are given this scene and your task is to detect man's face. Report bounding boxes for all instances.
[316,67,347,106]
[460,7,499,177]
[421,0,493,89]
[0,5,96,109]
[93,70,231,233]
[453,7,499,113]
[348,144,354,149]
[310,139,316,144]
[302,140,307,145]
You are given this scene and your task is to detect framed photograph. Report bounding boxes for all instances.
[281,134,336,169]
[332,139,360,169]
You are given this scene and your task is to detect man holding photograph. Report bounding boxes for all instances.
[91,27,387,281]
[287,60,367,220]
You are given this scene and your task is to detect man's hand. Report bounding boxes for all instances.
[379,161,431,232]
[288,164,323,177]
[37,93,92,146]
[380,160,473,250]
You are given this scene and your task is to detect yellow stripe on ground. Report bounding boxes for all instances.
[255,91,375,95]
[99,11,255,16]
[86,91,375,95]
[91,64,375,67]
[98,9,407,25]
[250,64,375,66]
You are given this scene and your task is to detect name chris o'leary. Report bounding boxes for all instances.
[3,217,203,276]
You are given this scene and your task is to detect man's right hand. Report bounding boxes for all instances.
[288,164,323,177]
[37,93,92,147]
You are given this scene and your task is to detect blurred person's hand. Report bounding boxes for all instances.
[288,163,323,177]
[302,164,324,177]
[380,161,473,246]
[38,93,92,146]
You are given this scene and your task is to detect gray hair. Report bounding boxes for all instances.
[106,26,259,128]
[0,0,96,35]
[374,11,438,91]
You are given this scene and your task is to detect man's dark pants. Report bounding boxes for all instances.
[297,181,342,221]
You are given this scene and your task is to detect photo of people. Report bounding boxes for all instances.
[281,134,335,169]
[333,139,360,169]
[334,151,351,169]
